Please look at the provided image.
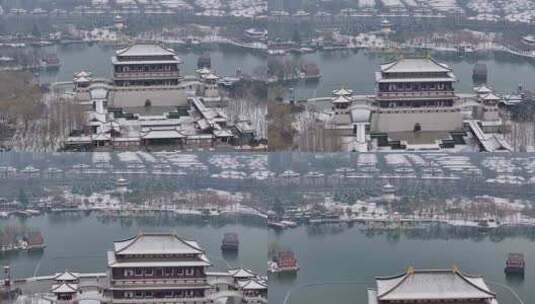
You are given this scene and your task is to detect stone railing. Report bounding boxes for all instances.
[113,71,180,78]
[377,90,455,98]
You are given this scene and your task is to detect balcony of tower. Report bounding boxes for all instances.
[375,99,459,109]
[113,71,182,81]
[376,90,457,100]
[110,290,211,304]
[111,267,207,282]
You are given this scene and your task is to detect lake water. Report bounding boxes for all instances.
[37,43,266,84]
[269,225,535,304]
[0,214,266,280]
[286,50,535,100]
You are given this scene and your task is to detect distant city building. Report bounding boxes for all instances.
[368,267,499,304]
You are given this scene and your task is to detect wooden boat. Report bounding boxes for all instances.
[505,253,525,275]
[221,232,239,252]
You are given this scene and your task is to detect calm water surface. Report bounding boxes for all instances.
[38,44,266,84]
[288,51,535,100]
[0,214,266,279]
[269,225,535,304]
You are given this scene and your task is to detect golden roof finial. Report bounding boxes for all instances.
[407,266,415,274]
[452,264,459,273]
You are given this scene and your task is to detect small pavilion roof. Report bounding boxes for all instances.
[332,96,351,104]
[54,271,79,282]
[74,76,91,83]
[332,88,353,96]
[380,58,451,73]
[196,68,211,75]
[113,232,204,255]
[230,268,257,279]
[376,267,496,301]
[238,279,268,290]
[473,85,492,94]
[51,283,78,294]
[204,73,219,80]
[480,93,501,101]
[74,70,92,78]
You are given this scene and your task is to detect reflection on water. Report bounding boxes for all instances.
[286,50,535,99]
[0,214,266,279]
[269,225,534,304]
[37,43,266,84]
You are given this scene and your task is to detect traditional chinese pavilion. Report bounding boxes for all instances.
[371,57,463,140]
[367,267,498,304]
[106,232,212,303]
[112,44,182,87]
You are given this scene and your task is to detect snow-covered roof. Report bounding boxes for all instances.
[332,88,353,96]
[480,93,501,101]
[54,271,79,282]
[92,133,111,141]
[74,76,91,83]
[204,73,219,80]
[376,268,496,301]
[74,70,92,78]
[332,96,351,104]
[140,128,185,139]
[51,283,78,294]
[116,44,176,57]
[230,268,257,279]
[380,58,451,73]
[113,232,204,255]
[473,85,492,94]
[238,279,268,290]
[196,67,211,74]
[245,28,267,35]
[213,129,233,137]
